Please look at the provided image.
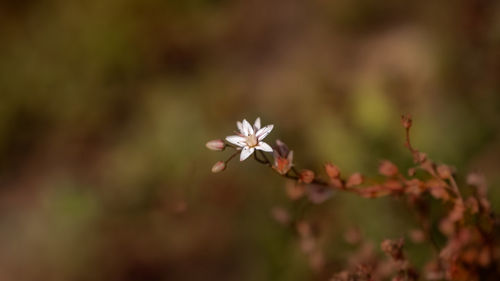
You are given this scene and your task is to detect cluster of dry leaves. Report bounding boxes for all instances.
[271,115,498,281]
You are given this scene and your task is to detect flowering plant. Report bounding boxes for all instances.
[206,115,499,281]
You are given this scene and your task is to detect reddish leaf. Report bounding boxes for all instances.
[346,173,364,187]
[300,169,315,184]
[325,163,340,178]
[379,160,399,177]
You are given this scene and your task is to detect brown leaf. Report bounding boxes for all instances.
[300,169,315,184]
[405,179,425,196]
[427,179,450,201]
[325,163,340,178]
[437,164,453,179]
[401,114,412,129]
[381,238,405,261]
[357,185,390,198]
[346,173,364,187]
[383,180,404,192]
[330,178,344,189]
[379,160,399,177]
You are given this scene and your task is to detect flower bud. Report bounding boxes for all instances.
[300,170,315,184]
[206,139,225,151]
[437,164,452,179]
[346,172,364,187]
[273,150,293,175]
[211,161,226,173]
[381,238,405,261]
[324,163,340,179]
[401,114,412,129]
[378,160,399,177]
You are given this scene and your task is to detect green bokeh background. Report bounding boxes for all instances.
[0,0,499,280]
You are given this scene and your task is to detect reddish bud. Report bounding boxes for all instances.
[273,140,294,175]
[300,169,315,184]
[211,161,226,173]
[384,180,404,192]
[405,179,425,196]
[330,178,344,189]
[379,160,399,177]
[273,150,293,175]
[325,163,340,178]
[401,114,412,129]
[346,173,364,187]
[206,139,225,151]
[381,238,405,261]
[427,179,450,201]
[415,152,427,163]
[437,164,452,179]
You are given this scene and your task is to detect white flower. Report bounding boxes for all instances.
[225,117,274,161]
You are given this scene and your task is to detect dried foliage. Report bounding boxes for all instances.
[207,115,499,280]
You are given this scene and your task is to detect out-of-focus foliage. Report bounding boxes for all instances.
[0,0,499,280]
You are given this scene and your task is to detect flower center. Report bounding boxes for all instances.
[246,134,258,147]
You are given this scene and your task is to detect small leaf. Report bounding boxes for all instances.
[379,160,399,177]
[300,169,315,184]
[346,173,364,187]
[325,163,340,179]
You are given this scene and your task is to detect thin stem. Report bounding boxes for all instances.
[252,150,300,180]
[449,176,463,202]
[283,171,300,181]
[254,151,269,165]
[225,150,239,163]
[259,150,272,165]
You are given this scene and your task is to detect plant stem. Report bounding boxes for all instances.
[225,150,239,163]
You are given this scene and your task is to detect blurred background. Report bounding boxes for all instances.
[0,0,499,280]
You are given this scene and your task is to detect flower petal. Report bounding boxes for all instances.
[287,150,294,163]
[240,146,254,161]
[225,135,246,147]
[256,124,274,140]
[254,117,261,130]
[242,119,254,136]
[256,141,273,152]
[237,121,243,134]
